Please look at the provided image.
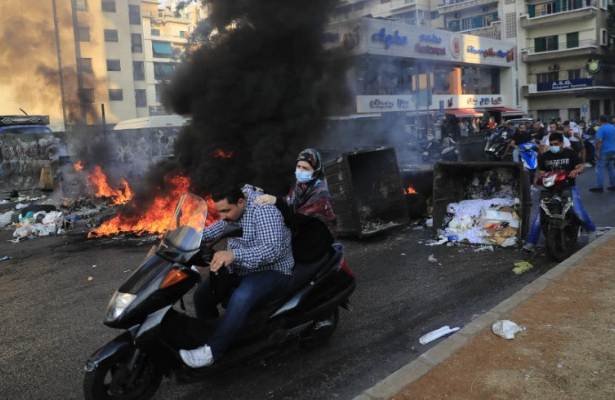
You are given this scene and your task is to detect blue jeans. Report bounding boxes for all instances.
[526,186,595,246]
[193,270,290,359]
[595,151,615,188]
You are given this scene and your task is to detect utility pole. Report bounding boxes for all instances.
[51,0,68,131]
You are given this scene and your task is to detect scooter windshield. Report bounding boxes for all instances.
[162,193,209,253]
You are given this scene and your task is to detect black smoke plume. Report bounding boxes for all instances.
[157,0,350,196]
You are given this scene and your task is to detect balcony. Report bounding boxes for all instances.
[461,21,501,40]
[521,39,602,62]
[437,0,498,14]
[520,0,598,29]
[371,0,417,17]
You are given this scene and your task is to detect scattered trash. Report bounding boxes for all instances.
[401,253,406,256]
[87,276,94,281]
[425,218,433,228]
[513,261,534,275]
[428,254,438,263]
[419,325,461,345]
[123,269,131,273]
[15,203,28,210]
[0,211,13,228]
[92,264,97,269]
[492,320,525,340]
[474,245,494,252]
[425,236,449,246]
[0,255,11,262]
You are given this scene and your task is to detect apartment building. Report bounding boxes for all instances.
[518,0,615,121]
[74,0,206,124]
[0,0,206,131]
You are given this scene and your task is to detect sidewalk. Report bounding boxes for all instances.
[357,230,615,400]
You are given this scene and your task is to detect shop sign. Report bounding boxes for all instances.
[466,46,514,62]
[356,95,416,113]
[450,36,461,59]
[416,33,446,55]
[434,95,504,109]
[537,78,593,92]
[371,28,408,49]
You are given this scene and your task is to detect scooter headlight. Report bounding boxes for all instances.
[106,291,136,321]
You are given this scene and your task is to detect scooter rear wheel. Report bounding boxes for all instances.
[84,348,162,400]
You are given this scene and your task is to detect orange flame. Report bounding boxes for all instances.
[212,148,234,159]
[88,165,134,205]
[88,175,219,238]
[73,160,85,172]
[404,185,417,195]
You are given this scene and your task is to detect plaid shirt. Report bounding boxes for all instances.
[203,186,294,276]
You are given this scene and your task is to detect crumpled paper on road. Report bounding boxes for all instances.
[492,320,525,340]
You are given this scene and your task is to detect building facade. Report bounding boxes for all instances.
[518,0,615,121]
[0,0,206,131]
[333,0,615,122]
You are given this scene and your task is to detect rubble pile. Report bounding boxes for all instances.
[0,192,115,242]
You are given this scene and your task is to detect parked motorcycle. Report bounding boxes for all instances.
[518,141,539,182]
[537,171,580,261]
[484,128,511,161]
[83,193,356,400]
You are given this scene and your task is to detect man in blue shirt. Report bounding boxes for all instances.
[589,115,615,192]
[180,185,293,368]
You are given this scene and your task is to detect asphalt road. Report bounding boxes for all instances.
[0,167,613,400]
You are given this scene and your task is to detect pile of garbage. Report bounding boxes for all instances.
[442,198,520,247]
[0,192,112,242]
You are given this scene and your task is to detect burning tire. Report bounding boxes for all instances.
[83,348,162,400]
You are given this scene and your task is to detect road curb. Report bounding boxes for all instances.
[352,228,615,400]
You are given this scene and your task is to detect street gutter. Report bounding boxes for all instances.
[353,228,615,400]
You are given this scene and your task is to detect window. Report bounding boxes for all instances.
[152,41,174,58]
[129,4,141,25]
[604,99,611,115]
[448,20,460,31]
[79,88,94,103]
[133,61,145,81]
[101,0,115,12]
[537,71,559,83]
[566,32,579,48]
[568,69,581,80]
[154,62,175,80]
[75,0,88,11]
[78,58,93,73]
[104,29,119,42]
[131,33,142,53]
[106,59,121,71]
[135,89,147,108]
[151,28,160,36]
[601,28,608,46]
[155,84,163,103]
[77,26,90,42]
[108,89,123,101]
[179,31,186,38]
[534,35,558,52]
[568,108,581,121]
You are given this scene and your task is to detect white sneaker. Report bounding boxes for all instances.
[179,344,214,368]
[522,243,535,253]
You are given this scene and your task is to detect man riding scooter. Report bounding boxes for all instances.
[180,185,294,368]
[524,132,596,251]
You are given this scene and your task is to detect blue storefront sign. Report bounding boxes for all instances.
[537,78,593,92]
[371,28,408,49]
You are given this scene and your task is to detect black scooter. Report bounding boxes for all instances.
[83,194,355,400]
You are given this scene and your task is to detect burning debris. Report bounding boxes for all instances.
[88,175,218,238]
[87,165,134,206]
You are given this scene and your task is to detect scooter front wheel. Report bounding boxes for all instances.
[84,347,162,400]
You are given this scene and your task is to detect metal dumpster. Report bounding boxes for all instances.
[432,161,532,244]
[325,147,408,238]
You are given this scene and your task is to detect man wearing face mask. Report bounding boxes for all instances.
[256,148,337,262]
[524,132,595,251]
